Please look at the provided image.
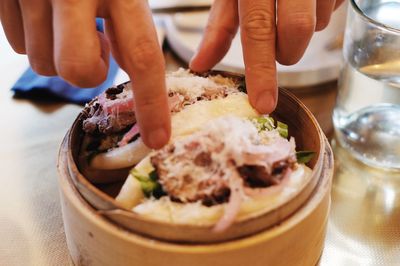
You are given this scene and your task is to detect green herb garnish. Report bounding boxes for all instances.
[256,116,275,131]
[148,170,166,198]
[254,116,288,138]
[296,151,316,164]
[131,169,165,198]
[277,121,289,138]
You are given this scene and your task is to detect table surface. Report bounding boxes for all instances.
[1,23,399,266]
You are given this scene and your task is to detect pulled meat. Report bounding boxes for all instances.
[238,157,297,188]
[150,117,297,207]
[82,70,241,136]
[151,144,231,206]
[82,83,136,135]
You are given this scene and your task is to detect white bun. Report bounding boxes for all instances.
[115,156,152,208]
[90,138,150,170]
[171,93,259,138]
[117,164,312,225]
[113,92,313,225]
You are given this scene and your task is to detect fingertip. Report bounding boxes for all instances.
[57,58,108,88]
[189,27,237,73]
[276,53,302,66]
[334,0,345,10]
[188,54,199,71]
[134,92,171,149]
[189,38,216,73]
[315,17,331,32]
[12,44,26,55]
[142,124,171,149]
[189,52,208,73]
[253,89,277,114]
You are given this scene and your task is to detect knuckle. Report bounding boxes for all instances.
[242,8,275,42]
[127,40,164,72]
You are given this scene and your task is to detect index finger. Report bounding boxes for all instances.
[106,0,170,149]
[239,0,277,114]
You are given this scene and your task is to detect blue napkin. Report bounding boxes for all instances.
[11,19,120,104]
[12,56,119,104]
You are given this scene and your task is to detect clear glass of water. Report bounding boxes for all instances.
[333,0,400,170]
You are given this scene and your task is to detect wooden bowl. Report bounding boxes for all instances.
[58,135,333,266]
[63,71,329,243]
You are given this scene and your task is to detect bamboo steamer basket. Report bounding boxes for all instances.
[57,71,334,265]
[63,71,329,243]
[58,136,333,266]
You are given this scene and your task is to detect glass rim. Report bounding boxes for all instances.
[350,0,400,34]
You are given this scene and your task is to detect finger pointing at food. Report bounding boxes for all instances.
[239,0,278,114]
[105,0,171,149]
[191,0,345,116]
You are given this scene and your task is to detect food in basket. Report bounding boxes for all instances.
[79,69,314,231]
[79,69,253,171]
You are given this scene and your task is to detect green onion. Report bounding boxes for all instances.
[131,169,165,198]
[277,121,289,138]
[148,170,166,198]
[296,151,316,164]
[256,116,275,131]
[254,116,289,138]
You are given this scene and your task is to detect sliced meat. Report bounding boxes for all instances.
[238,156,297,188]
[82,84,136,135]
[150,117,298,208]
[82,70,242,136]
[105,84,124,100]
[151,145,231,205]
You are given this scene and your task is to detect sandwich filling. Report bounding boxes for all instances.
[117,116,312,232]
[79,69,315,232]
[152,117,296,204]
[80,69,245,169]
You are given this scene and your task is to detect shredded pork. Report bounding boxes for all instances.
[150,117,297,231]
[82,69,241,147]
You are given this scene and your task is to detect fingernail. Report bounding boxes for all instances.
[255,90,277,114]
[147,127,168,149]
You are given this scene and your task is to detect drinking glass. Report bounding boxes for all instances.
[333,0,400,170]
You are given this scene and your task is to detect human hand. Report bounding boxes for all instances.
[190,0,345,114]
[0,0,170,148]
